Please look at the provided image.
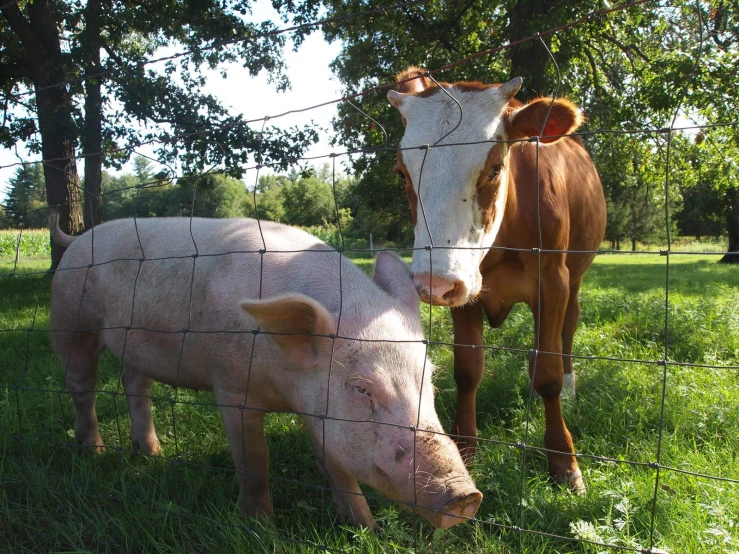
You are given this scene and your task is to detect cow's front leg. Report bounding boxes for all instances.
[449,302,484,462]
[529,265,585,494]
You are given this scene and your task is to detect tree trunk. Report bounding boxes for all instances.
[32,3,84,269]
[35,82,84,269]
[718,187,739,264]
[508,0,554,100]
[82,0,104,229]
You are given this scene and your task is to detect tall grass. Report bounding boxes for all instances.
[0,251,737,553]
[0,229,50,257]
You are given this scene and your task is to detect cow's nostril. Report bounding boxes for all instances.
[414,274,466,306]
[442,283,459,301]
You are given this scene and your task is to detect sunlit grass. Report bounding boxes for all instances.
[1,251,737,553]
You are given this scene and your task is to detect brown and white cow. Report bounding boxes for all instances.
[388,67,607,493]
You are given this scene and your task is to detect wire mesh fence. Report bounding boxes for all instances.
[1,1,738,553]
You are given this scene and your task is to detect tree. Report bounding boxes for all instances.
[675,128,739,256]
[4,163,47,229]
[1,0,318,268]
[280,173,337,227]
[276,0,623,243]
[247,174,289,222]
[187,174,250,219]
[282,1,737,253]
[687,1,739,262]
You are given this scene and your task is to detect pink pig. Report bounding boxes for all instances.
[49,214,482,530]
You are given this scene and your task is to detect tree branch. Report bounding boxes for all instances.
[601,32,650,63]
[0,4,39,55]
[101,40,176,126]
[0,2,44,64]
[584,47,601,93]
[0,62,29,80]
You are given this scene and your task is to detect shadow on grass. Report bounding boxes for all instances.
[0,271,52,320]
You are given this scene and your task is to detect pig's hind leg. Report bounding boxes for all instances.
[217,396,274,521]
[55,331,106,452]
[122,367,162,455]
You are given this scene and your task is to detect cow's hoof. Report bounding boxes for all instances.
[554,468,586,494]
[561,372,577,401]
[567,469,586,495]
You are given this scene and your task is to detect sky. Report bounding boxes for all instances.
[0,0,344,200]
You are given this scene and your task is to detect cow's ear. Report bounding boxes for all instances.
[498,77,522,101]
[241,294,336,370]
[506,98,583,143]
[387,90,419,125]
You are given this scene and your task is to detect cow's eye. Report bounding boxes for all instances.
[488,165,503,180]
[395,170,406,183]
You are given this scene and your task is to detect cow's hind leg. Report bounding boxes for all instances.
[449,302,485,461]
[57,331,106,452]
[123,367,161,455]
[560,278,583,400]
[529,265,585,493]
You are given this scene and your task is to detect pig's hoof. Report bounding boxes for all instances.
[132,437,162,456]
[76,435,105,454]
[82,442,106,454]
[351,517,379,532]
[337,510,378,532]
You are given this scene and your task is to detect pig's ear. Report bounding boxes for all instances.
[373,252,420,316]
[240,294,336,371]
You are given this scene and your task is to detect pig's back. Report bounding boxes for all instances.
[56,217,328,264]
[52,217,370,334]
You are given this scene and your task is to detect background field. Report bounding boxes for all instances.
[1,247,737,553]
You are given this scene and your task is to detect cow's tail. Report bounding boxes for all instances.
[48,209,77,248]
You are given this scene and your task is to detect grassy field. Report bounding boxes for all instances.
[1,249,737,553]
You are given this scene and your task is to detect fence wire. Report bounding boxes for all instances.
[1,1,737,553]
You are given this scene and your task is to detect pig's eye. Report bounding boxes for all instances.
[353,384,370,396]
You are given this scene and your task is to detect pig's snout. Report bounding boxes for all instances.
[436,489,483,528]
[415,478,482,529]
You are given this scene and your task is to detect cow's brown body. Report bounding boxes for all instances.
[451,134,606,489]
[388,67,607,491]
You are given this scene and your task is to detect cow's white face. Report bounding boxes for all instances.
[388,69,582,307]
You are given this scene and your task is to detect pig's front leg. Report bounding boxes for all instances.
[218,401,274,520]
[320,454,378,531]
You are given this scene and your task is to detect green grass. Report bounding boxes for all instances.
[0,229,50,257]
[1,252,738,553]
